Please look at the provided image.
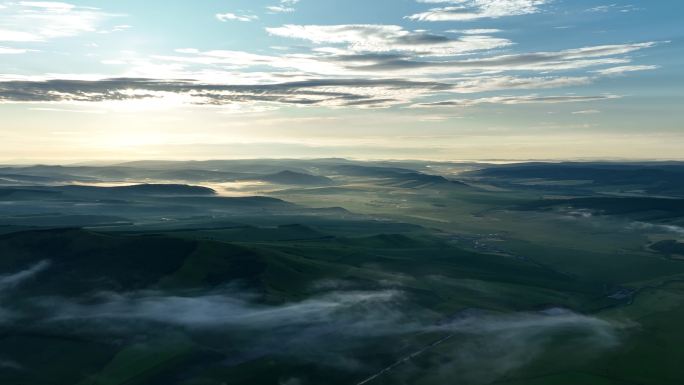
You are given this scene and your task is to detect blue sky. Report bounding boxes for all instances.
[0,0,682,161]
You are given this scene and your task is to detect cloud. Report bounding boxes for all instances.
[18,2,74,9]
[572,109,601,114]
[408,0,549,21]
[0,74,609,110]
[0,260,51,324]
[113,39,647,82]
[413,94,620,107]
[0,46,30,54]
[266,6,294,13]
[266,24,512,56]
[0,38,656,110]
[0,29,38,42]
[395,308,622,385]
[42,290,404,330]
[445,75,592,93]
[216,12,259,22]
[0,359,23,371]
[261,27,657,80]
[343,42,656,73]
[0,0,661,114]
[0,260,51,291]
[97,24,132,34]
[27,287,624,379]
[593,65,659,76]
[446,28,502,34]
[267,0,300,13]
[0,2,115,42]
[32,289,624,344]
[586,4,640,13]
[628,222,684,236]
[0,77,459,108]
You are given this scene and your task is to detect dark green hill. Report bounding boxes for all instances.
[470,163,684,196]
[0,188,62,200]
[331,165,467,188]
[0,228,197,295]
[524,197,684,219]
[0,223,644,385]
[337,233,429,248]
[651,240,684,257]
[60,184,216,196]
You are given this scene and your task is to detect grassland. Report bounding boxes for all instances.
[0,160,683,384]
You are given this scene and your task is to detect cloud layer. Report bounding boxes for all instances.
[0,1,664,113]
[0,75,625,109]
[266,24,512,55]
[19,287,625,380]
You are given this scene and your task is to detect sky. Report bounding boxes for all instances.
[0,0,682,162]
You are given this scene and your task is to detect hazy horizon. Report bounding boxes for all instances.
[3,156,684,167]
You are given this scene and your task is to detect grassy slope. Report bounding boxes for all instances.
[1,167,684,384]
[0,226,603,385]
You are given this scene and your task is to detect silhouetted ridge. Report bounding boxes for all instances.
[61,183,216,195]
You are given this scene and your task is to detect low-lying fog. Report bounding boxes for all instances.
[0,261,629,383]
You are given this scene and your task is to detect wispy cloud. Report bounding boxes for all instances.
[266,24,512,55]
[446,28,502,34]
[0,77,458,109]
[0,260,51,291]
[408,0,550,21]
[0,359,23,371]
[413,94,620,107]
[0,74,611,110]
[340,42,656,73]
[216,12,259,22]
[0,37,658,110]
[97,24,132,34]
[0,2,116,42]
[0,46,30,54]
[267,0,300,13]
[28,288,625,378]
[593,65,659,76]
[43,290,402,329]
[586,4,640,13]
[0,260,51,323]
